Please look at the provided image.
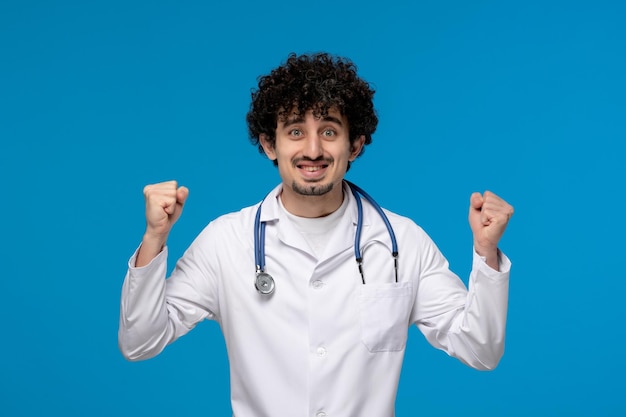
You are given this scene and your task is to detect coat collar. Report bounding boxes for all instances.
[259,182,373,227]
[257,182,389,260]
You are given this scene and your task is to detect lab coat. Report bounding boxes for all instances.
[119,183,510,417]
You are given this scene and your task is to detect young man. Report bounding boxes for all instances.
[119,53,514,417]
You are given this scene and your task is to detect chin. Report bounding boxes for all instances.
[292,181,334,196]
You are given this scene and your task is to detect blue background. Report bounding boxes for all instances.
[1,0,625,415]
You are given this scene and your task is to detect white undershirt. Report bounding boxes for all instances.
[278,193,349,258]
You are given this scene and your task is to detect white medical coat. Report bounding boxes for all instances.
[119,183,510,417]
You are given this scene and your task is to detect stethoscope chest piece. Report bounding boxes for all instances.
[255,272,275,295]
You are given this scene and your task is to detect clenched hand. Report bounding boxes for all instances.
[136,180,189,267]
[468,191,514,270]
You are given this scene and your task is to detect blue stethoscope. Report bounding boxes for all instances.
[254,180,399,295]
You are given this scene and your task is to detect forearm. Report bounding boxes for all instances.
[474,243,499,271]
[449,252,510,369]
[135,233,167,268]
[418,251,510,370]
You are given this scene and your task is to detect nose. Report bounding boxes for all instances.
[303,134,323,159]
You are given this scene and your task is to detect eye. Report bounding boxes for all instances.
[322,129,336,137]
[289,129,303,137]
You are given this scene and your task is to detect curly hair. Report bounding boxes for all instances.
[246,52,378,164]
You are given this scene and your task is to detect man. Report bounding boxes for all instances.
[119,52,514,417]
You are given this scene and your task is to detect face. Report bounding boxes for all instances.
[261,108,364,214]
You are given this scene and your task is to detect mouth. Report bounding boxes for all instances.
[295,161,330,180]
[299,164,327,172]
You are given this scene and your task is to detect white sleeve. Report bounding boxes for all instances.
[414,240,510,370]
[118,238,216,361]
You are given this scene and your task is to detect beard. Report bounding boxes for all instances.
[291,180,334,196]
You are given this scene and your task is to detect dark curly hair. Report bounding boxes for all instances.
[246,52,378,165]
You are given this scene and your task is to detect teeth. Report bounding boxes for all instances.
[302,166,323,172]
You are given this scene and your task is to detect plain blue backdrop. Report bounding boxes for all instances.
[1,0,625,415]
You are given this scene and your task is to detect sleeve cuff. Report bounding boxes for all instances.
[472,248,511,277]
[128,244,169,271]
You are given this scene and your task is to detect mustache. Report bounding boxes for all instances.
[292,156,334,166]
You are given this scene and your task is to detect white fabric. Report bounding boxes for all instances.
[118,183,511,417]
[280,191,348,257]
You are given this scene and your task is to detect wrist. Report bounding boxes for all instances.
[142,232,167,251]
[136,233,167,267]
[474,243,499,271]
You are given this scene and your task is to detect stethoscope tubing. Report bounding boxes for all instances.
[345,180,399,284]
[254,181,399,294]
[254,202,266,274]
[345,181,398,257]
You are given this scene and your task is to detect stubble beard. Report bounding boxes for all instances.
[291,181,334,196]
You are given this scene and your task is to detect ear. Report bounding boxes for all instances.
[349,135,366,161]
[259,134,277,161]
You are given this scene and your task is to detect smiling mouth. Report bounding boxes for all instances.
[295,162,330,182]
[293,156,333,180]
[299,164,328,172]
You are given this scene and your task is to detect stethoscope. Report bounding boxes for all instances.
[254,180,399,295]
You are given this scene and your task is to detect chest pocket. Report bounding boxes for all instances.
[358,281,413,352]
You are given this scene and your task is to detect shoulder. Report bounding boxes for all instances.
[190,202,260,252]
[360,199,428,236]
[193,184,281,247]
[202,203,259,235]
[383,208,432,241]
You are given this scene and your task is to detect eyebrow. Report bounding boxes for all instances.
[281,115,344,128]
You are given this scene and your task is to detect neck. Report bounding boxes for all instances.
[279,182,344,218]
